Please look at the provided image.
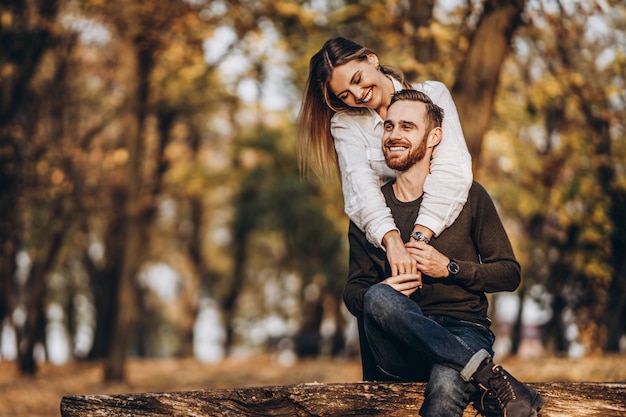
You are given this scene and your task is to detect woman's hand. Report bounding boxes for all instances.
[382,230,418,276]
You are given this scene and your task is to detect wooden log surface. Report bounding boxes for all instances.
[60,381,626,417]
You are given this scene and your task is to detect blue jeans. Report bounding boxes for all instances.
[363,283,495,417]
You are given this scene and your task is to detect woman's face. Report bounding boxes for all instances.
[327,53,393,114]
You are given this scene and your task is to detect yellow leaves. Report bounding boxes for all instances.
[100,149,129,170]
[36,160,49,177]
[530,75,565,108]
[1,62,15,79]
[568,71,585,89]
[581,212,612,244]
[164,140,189,163]
[329,4,363,22]
[273,1,301,18]
[36,162,73,195]
[164,161,215,198]
[89,147,104,165]
[430,21,456,45]
[576,255,612,285]
[1,10,12,26]
[51,169,65,185]
[271,2,317,27]
[113,148,129,165]
[181,170,206,196]
[365,4,394,28]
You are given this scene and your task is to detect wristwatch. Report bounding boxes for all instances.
[447,259,460,276]
[410,231,431,244]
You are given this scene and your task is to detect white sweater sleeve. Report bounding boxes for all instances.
[332,111,398,248]
[416,80,473,236]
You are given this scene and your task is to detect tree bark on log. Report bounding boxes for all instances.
[60,381,626,417]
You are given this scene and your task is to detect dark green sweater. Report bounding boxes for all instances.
[343,181,520,328]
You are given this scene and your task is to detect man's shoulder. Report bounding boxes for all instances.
[381,181,395,199]
[469,181,491,198]
[466,181,497,213]
[381,181,394,191]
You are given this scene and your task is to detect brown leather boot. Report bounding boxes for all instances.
[473,360,545,417]
[471,387,502,416]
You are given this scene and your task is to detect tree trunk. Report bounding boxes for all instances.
[87,187,126,359]
[179,196,204,357]
[452,0,526,165]
[103,35,154,381]
[104,208,142,380]
[0,0,59,341]
[17,199,68,374]
[409,0,436,63]
[0,136,18,329]
[221,232,247,353]
[577,86,624,353]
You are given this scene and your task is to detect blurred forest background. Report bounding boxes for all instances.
[1,0,625,384]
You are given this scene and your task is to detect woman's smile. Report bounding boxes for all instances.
[359,88,373,104]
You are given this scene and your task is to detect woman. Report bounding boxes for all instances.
[297,37,472,277]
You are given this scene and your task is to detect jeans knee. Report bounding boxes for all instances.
[363,284,393,320]
[428,372,464,395]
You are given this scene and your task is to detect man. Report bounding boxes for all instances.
[343,89,545,417]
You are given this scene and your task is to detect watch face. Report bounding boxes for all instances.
[448,261,459,275]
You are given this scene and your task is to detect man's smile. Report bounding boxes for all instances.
[384,140,410,153]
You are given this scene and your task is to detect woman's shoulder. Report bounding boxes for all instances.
[411,80,448,94]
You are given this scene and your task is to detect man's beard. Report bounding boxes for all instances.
[384,134,428,171]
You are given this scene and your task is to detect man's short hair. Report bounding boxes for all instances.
[389,89,444,129]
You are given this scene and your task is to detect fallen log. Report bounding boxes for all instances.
[60,381,626,417]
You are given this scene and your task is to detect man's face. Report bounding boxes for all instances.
[382,100,430,171]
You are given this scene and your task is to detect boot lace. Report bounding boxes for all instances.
[472,388,502,417]
[487,365,516,407]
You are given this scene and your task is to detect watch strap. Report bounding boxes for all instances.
[410,231,431,244]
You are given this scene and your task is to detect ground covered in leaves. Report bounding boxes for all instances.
[1,354,625,416]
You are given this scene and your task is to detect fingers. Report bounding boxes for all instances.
[396,275,422,296]
[405,240,426,250]
[386,245,417,276]
[404,242,448,278]
[384,273,423,290]
[392,260,417,275]
[382,273,424,297]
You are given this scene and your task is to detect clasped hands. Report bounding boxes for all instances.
[383,240,450,296]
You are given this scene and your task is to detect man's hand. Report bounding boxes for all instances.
[382,230,419,276]
[382,273,422,297]
[405,240,450,278]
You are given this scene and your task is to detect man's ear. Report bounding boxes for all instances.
[427,127,443,148]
